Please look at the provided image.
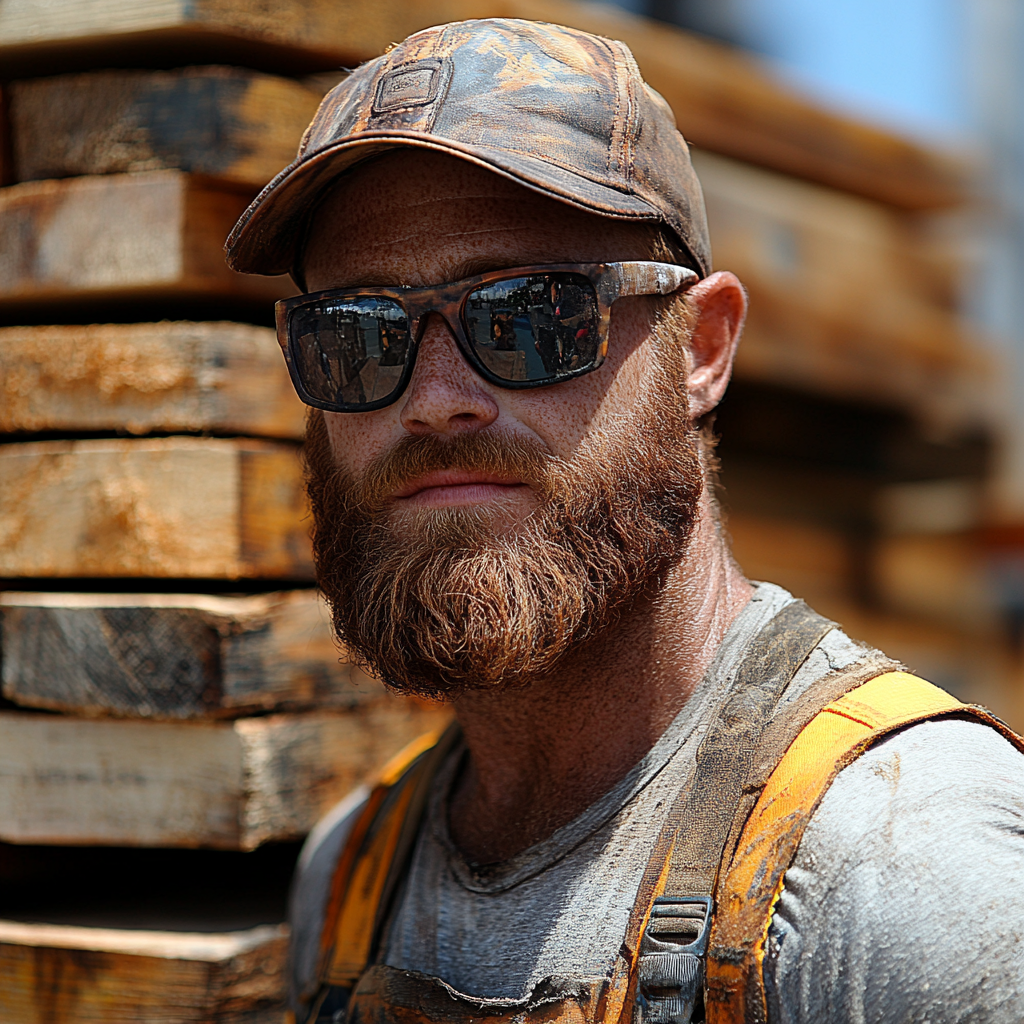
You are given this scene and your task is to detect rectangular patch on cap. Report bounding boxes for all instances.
[373,59,445,112]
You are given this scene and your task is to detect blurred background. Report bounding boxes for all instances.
[0,0,1022,1020]
[617,0,1024,726]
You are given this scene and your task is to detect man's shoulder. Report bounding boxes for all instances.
[766,714,1024,1023]
[288,786,370,1011]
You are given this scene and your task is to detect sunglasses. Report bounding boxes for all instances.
[275,261,699,412]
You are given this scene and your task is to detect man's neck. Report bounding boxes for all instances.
[447,493,753,864]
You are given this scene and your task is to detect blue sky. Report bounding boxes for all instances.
[735,0,967,140]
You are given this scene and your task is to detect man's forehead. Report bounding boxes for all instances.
[303,150,657,289]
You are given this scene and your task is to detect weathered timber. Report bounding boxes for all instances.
[0,437,312,579]
[0,0,967,210]
[0,0,394,75]
[0,170,290,312]
[0,590,377,719]
[0,919,287,1023]
[10,67,320,190]
[0,84,12,188]
[694,150,988,424]
[0,701,449,848]
[727,513,857,610]
[0,322,304,437]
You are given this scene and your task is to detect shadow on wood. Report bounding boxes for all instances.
[10,67,319,191]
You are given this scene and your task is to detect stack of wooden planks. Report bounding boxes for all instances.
[0,1,1005,1020]
[0,10,456,1022]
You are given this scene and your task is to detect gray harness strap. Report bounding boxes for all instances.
[635,600,837,1024]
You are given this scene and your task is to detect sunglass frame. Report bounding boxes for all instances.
[274,261,699,413]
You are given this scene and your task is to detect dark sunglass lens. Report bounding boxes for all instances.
[464,274,600,382]
[289,297,410,406]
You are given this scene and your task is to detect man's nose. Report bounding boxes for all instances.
[399,313,500,436]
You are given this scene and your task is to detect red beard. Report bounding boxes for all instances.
[304,362,703,700]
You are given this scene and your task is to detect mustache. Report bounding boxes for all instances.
[353,431,557,508]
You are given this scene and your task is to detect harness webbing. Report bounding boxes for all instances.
[310,725,462,1019]
[306,614,1023,1024]
[631,601,839,1023]
[705,672,1024,1024]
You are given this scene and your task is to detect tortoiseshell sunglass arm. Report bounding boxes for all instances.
[598,262,699,304]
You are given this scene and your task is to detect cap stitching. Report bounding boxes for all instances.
[599,34,628,182]
[613,45,632,183]
[617,42,643,189]
[422,23,456,136]
[358,52,395,136]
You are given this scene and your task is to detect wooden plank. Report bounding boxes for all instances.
[10,67,320,190]
[0,170,291,312]
[0,84,13,187]
[0,437,312,580]
[0,322,304,438]
[693,150,989,423]
[872,531,993,630]
[0,0,968,209]
[0,0,395,75]
[0,701,449,848]
[727,512,856,610]
[0,919,287,1023]
[0,590,379,719]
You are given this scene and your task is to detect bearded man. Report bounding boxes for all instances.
[226,19,1024,1024]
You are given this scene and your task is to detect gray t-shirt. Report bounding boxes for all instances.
[290,583,1024,1021]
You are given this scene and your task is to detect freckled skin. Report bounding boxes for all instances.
[304,150,754,864]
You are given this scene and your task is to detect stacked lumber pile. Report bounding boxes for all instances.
[0,0,1010,1019]
[0,9,456,1022]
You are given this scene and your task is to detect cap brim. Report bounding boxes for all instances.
[225,131,661,278]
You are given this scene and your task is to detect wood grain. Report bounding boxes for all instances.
[0,170,291,311]
[10,67,320,190]
[694,150,988,423]
[0,0,401,75]
[0,0,968,210]
[0,437,312,580]
[0,322,304,437]
[0,701,449,848]
[0,590,379,719]
[0,919,287,1023]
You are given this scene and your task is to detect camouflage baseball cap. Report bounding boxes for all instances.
[225,18,711,280]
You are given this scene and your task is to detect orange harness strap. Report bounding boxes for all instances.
[313,726,458,1004]
[705,671,1024,1024]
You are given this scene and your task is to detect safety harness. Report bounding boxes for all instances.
[304,602,1024,1024]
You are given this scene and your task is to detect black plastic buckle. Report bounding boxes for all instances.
[635,896,712,1024]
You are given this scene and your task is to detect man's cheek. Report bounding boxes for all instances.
[324,416,385,476]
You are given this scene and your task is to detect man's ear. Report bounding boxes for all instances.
[684,271,747,421]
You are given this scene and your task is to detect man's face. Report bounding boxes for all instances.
[303,150,705,697]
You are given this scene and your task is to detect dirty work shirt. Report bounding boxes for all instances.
[290,583,1024,1022]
